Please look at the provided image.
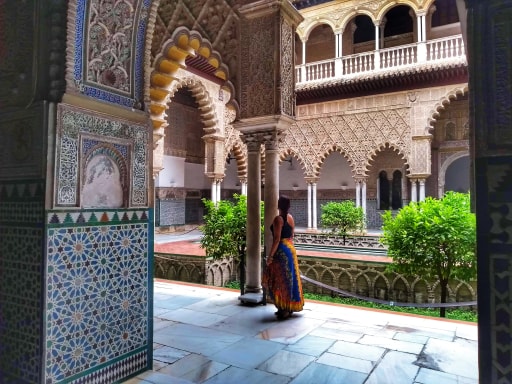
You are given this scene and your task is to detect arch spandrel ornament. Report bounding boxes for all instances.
[284,106,411,178]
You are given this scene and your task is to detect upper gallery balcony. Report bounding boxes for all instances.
[294,1,467,101]
[295,34,466,83]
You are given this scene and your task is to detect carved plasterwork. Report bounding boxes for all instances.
[285,107,411,178]
[149,28,235,130]
[150,1,239,104]
[224,119,247,179]
[409,137,431,175]
[153,70,230,175]
[56,104,150,207]
[240,16,276,118]
[66,0,152,108]
[281,16,296,117]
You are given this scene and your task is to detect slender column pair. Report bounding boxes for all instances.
[306,180,318,230]
[410,178,426,202]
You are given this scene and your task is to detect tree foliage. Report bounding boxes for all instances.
[381,192,476,317]
[320,201,365,243]
[199,194,264,261]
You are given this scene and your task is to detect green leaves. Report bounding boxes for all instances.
[381,192,476,316]
[320,201,365,241]
[199,194,264,260]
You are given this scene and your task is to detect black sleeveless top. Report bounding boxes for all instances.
[270,214,293,239]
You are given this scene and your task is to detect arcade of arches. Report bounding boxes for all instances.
[0,0,510,383]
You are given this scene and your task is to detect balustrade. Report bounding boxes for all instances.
[295,34,466,84]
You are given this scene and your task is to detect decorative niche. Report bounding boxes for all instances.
[80,135,131,208]
[56,104,149,208]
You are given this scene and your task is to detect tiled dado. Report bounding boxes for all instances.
[0,180,45,383]
[45,209,152,383]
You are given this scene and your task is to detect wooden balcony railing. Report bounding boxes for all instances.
[296,34,466,84]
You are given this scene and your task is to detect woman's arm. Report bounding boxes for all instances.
[267,215,283,264]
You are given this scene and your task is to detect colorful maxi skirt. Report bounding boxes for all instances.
[263,238,304,313]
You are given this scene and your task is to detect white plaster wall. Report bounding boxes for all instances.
[223,161,240,189]
[157,156,185,187]
[185,162,210,189]
[317,153,354,189]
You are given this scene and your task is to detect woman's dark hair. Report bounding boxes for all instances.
[278,195,291,215]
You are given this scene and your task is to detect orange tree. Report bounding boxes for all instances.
[381,192,476,317]
[200,194,264,292]
[320,201,365,244]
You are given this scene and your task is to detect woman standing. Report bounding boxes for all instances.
[263,195,304,320]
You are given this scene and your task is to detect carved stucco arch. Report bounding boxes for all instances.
[365,142,410,178]
[427,85,469,131]
[167,76,219,135]
[280,148,307,172]
[148,27,236,175]
[438,152,469,197]
[314,146,356,179]
[225,139,248,181]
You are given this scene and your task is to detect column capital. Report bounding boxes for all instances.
[263,130,286,150]
[241,132,263,152]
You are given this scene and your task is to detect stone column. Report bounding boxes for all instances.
[243,136,262,293]
[301,38,307,82]
[466,1,512,381]
[307,181,313,229]
[263,134,281,255]
[312,181,318,230]
[418,178,426,201]
[361,179,367,219]
[355,179,361,207]
[235,0,303,301]
[334,30,344,75]
[374,23,381,69]
[417,12,427,62]
[411,178,418,202]
[379,17,386,49]
[211,178,218,203]
[240,178,248,195]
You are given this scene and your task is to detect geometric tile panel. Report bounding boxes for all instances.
[45,209,150,383]
[0,180,45,384]
[70,349,148,384]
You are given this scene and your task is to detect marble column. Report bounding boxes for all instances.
[312,181,318,230]
[244,137,262,293]
[216,178,222,202]
[361,179,367,219]
[240,178,248,196]
[410,178,418,202]
[355,180,361,207]
[264,135,280,256]
[307,182,312,229]
[211,179,218,203]
[418,178,426,201]
[374,23,381,69]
